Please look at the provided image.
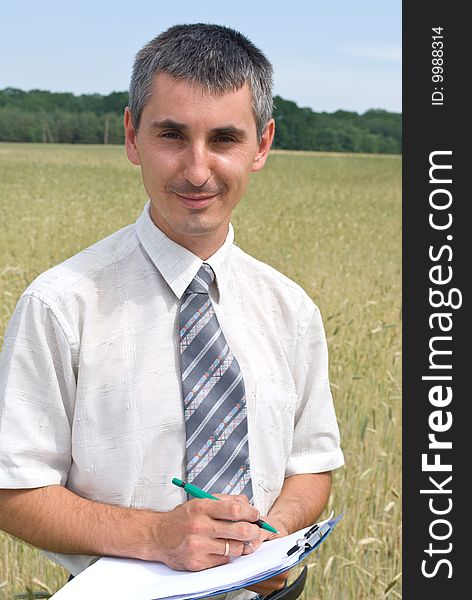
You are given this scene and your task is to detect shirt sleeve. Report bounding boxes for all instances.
[285,301,345,476]
[0,292,76,488]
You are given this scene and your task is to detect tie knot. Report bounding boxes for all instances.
[186,263,215,294]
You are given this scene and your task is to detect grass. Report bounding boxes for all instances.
[0,143,401,599]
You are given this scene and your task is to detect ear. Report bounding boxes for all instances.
[124,107,141,166]
[251,119,275,172]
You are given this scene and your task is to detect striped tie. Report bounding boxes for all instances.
[179,263,253,500]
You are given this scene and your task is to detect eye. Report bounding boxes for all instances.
[214,135,237,144]
[161,131,183,140]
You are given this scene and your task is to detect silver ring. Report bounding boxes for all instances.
[223,539,230,557]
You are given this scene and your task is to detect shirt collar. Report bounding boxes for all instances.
[135,201,233,300]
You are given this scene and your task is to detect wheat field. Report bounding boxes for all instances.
[0,143,401,599]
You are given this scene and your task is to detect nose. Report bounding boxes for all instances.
[182,142,212,188]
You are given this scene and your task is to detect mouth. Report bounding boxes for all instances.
[173,192,219,209]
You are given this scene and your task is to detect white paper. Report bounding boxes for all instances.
[51,533,300,600]
[50,519,332,600]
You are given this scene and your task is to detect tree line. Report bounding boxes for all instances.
[0,88,401,153]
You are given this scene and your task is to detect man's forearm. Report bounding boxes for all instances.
[0,485,162,561]
[0,485,264,571]
[0,474,331,572]
[267,472,332,534]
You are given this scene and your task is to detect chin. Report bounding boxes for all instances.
[177,223,222,238]
[173,216,226,237]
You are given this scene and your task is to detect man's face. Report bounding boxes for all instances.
[125,72,274,257]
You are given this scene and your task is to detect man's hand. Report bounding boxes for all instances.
[244,517,291,595]
[148,494,263,571]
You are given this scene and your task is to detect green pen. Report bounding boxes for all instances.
[172,477,279,534]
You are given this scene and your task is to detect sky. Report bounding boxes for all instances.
[0,0,401,114]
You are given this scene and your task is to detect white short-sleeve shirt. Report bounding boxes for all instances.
[0,202,344,577]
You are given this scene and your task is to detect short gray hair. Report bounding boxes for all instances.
[129,23,274,141]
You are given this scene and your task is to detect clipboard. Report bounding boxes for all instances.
[50,515,344,600]
[183,515,344,600]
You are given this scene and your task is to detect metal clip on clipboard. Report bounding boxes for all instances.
[286,513,344,560]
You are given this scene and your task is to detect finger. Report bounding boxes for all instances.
[242,528,265,554]
[203,497,260,524]
[181,536,231,572]
[187,553,231,571]
[218,519,261,543]
[233,494,250,504]
[242,539,260,554]
[211,538,245,558]
[254,527,273,543]
[213,493,250,505]
[186,498,261,543]
[264,529,280,541]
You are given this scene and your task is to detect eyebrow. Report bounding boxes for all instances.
[150,119,247,139]
[150,119,188,131]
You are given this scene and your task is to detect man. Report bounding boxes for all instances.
[0,24,344,598]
